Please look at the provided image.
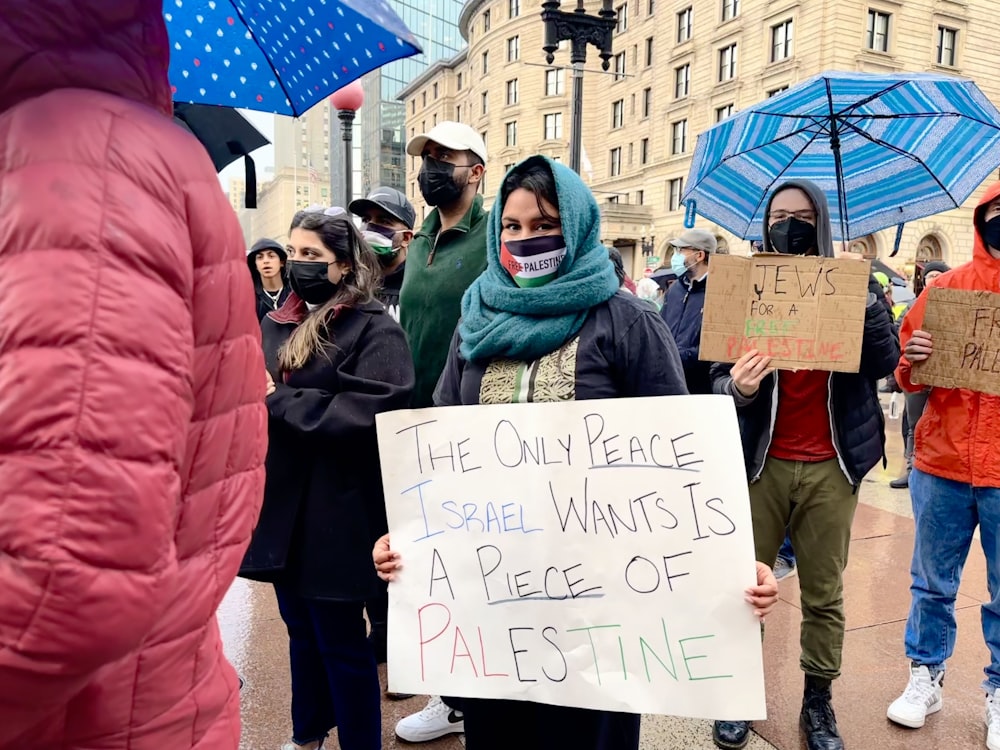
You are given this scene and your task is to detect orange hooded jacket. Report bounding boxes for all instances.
[896,181,1000,488]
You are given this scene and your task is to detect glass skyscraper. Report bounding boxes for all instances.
[359,1,464,198]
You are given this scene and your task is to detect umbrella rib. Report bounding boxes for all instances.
[226,0,298,115]
[839,120,962,208]
[826,78,851,242]
[833,81,907,118]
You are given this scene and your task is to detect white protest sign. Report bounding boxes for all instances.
[376,395,766,720]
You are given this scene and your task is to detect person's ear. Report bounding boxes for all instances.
[400,230,414,247]
[468,163,485,185]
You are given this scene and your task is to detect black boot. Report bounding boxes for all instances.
[712,720,751,749]
[800,675,844,750]
[889,471,909,489]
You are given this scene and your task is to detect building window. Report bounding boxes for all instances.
[767,85,789,97]
[507,36,520,62]
[506,79,519,105]
[721,0,739,22]
[771,20,793,62]
[509,0,520,18]
[671,119,688,154]
[610,147,622,176]
[483,9,491,32]
[648,0,655,14]
[506,121,518,146]
[545,68,565,96]
[433,114,438,126]
[481,131,488,153]
[422,91,427,107]
[718,44,737,81]
[715,103,734,121]
[455,104,462,122]
[674,63,690,98]
[616,3,629,33]
[867,10,890,52]
[482,50,489,75]
[937,26,958,66]
[677,7,692,43]
[457,73,463,91]
[642,86,652,117]
[613,51,627,81]
[637,189,645,205]
[668,177,685,211]
[433,82,439,99]
[612,99,625,128]
[544,112,563,139]
[410,99,415,114]
[628,142,634,165]
[481,91,489,114]
[645,37,654,66]
[640,138,650,164]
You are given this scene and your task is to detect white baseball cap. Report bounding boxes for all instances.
[406,121,488,164]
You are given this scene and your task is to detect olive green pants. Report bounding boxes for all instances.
[751,457,858,680]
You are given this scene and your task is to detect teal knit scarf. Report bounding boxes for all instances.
[459,156,620,362]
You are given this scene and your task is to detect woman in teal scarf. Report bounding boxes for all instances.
[375,156,779,749]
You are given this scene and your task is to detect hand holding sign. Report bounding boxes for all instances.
[731,350,775,398]
[905,330,934,363]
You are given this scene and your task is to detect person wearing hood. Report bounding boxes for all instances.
[888,186,1000,749]
[889,259,950,490]
[372,155,780,750]
[661,229,717,394]
[709,180,899,750]
[0,2,267,748]
[240,209,414,750]
[249,238,292,321]
[350,186,415,323]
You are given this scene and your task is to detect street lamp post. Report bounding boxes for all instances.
[541,0,617,174]
[330,81,365,207]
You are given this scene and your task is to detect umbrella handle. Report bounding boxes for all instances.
[227,140,257,210]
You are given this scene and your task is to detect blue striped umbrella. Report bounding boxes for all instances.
[684,71,1000,242]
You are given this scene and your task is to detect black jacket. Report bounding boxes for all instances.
[710,295,900,487]
[254,285,291,322]
[659,272,710,393]
[240,296,415,600]
[378,260,404,323]
[435,292,689,405]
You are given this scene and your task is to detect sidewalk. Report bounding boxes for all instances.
[224,413,993,749]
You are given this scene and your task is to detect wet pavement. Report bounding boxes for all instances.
[220,401,995,749]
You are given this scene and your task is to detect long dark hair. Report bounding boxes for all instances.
[278,211,381,371]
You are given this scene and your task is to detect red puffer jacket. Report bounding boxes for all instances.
[896,181,1000,488]
[0,2,267,748]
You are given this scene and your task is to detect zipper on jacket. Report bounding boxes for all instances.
[826,373,855,485]
[751,374,781,483]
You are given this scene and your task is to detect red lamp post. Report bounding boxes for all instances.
[329,81,365,206]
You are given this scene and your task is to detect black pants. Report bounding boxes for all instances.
[462,698,640,750]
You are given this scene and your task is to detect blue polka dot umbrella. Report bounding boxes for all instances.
[684,71,1000,243]
[164,0,422,116]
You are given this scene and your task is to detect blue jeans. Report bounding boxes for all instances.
[274,585,382,749]
[906,469,1000,691]
[778,531,796,565]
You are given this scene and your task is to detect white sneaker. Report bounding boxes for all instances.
[986,691,1000,750]
[395,695,465,742]
[887,665,943,728]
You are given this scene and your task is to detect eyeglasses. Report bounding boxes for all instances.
[769,210,816,223]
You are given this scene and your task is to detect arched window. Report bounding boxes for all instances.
[848,235,878,259]
[916,234,944,260]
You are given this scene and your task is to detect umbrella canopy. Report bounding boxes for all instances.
[173,102,269,208]
[165,0,422,116]
[684,71,1000,242]
[173,102,269,172]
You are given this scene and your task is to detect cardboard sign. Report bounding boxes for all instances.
[699,254,872,372]
[912,287,1000,395]
[376,396,766,720]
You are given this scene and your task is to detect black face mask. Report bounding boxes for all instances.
[983,216,1000,251]
[287,261,339,305]
[769,217,817,255]
[417,156,466,207]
